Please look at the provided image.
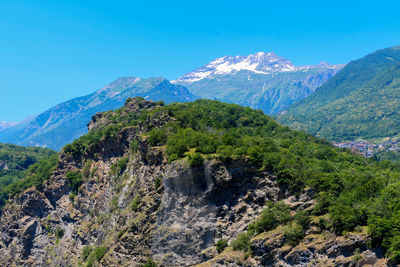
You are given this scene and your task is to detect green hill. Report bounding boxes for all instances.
[0,143,55,206]
[4,98,400,263]
[277,45,400,141]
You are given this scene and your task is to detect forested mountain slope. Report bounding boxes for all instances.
[0,143,55,206]
[277,45,400,141]
[0,98,398,266]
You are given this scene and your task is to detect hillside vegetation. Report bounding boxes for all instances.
[277,45,400,141]
[55,97,400,263]
[0,143,56,207]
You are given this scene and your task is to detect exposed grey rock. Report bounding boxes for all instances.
[0,98,387,267]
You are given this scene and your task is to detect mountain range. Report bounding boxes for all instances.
[0,52,342,150]
[173,52,344,114]
[0,77,197,150]
[2,47,400,266]
[0,121,16,131]
[277,45,400,141]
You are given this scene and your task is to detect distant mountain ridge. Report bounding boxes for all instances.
[0,121,17,131]
[174,52,343,83]
[277,45,400,141]
[0,52,344,150]
[0,77,197,150]
[173,52,344,114]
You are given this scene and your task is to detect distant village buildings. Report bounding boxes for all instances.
[333,140,400,157]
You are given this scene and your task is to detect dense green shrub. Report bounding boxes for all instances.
[329,204,361,235]
[84,245,108,267]
[195,135,218,154]
[82,159,92,178]
[166,137,188,157]
[66,171,83,193]
[148,129,168,146]
[167,153,180,163]
[93,246,107,261]
[81,245,92,261]
[1,153,58,209]
[247,145,264,165]
[141,259,157,267]
[188,153,204,167]
[261,152,280,171]
[118,157,129,171]
[318,217,328,230]
[216,239,228,253]
[130,139,139,153]
[55,225,64,239]
[283,223,305,246]
[131,194,140,211]
[231,232,251,253]
[294,210,311,230]
[249,202,291,234]
[312,192,332,215]
[154,177,162,189]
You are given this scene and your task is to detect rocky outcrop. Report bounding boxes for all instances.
[0,98,387,266]
[150,160,280,266]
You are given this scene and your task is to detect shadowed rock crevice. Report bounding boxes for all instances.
[151,160,280,266]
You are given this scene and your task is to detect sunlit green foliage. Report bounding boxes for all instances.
[55,225,64,239]
[130,194,140,211]
[148,129,167,146]
[139,99,400,261]
[141,259,157,267]
[0,143,56,208]
[0,153,58,207]
[81,245,108,267]
[216,239,228,253]
[249,201,291,234]
[188,153,204,167]
[278,46,400,141]
[283,222,305,246]
[373,150,400,165]
[231,232,251,253]
[82,159,93,178]
[154,177,162,189]
[13,97,400,262]
[66,171,83,193]
[111,157,129,176]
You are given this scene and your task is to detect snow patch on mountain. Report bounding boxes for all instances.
[0,121,17,131]
[173,52,344,83]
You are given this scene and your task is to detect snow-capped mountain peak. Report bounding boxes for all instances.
[0,121,17,131]
[173,52,343,83]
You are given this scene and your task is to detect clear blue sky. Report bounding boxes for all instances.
[1,0,399,121]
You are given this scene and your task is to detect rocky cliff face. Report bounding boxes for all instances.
[0,99,387,266]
